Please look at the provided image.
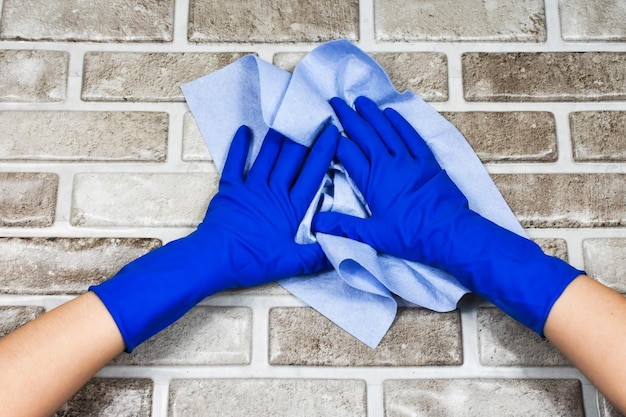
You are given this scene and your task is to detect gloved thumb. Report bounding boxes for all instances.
[312,212,373,246]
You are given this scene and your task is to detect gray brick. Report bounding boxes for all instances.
[71,173,219,227]
[369,52,448,101]
[54,378,152,417]
[188,0,359,43]
[274,52,448,102]
[169,379,366,417]
[559,0,626,42]
[0,173,57,227]
[113,307,251,365]
[0,0,173,42]
[571,112,626,162]
[83,52,248,102]
[443,112,557,162]
[0,238,160,295]
[583,239,626,293]
[599,394,626,417]
[477,307,570,366]
[463,52,626,101]
[0,50,67,102]
[534,238,569,261]
[182,112,211,162]
[269,307,462,366]
[0,306,45,337]
[384,379,584,416]
[0,112,167,162]
[375,0,546,42]
[493,174,626,228]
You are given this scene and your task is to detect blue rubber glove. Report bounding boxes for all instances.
[91,125,339,351]
[313,96,583,335]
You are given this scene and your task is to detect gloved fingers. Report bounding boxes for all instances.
[329,97,389,160]
[354,96,410,157]
[312,211,373,246]
[268,138,308,191]
[383,108,442,174]
[222,125,251,184]
[336,136,371,197]
[293,242,333,275]
[289,124,339,210]
[246,129,284,184]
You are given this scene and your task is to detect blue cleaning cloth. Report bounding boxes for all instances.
[181,40,525,348]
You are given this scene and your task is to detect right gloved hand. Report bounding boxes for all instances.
[313,96,583,336]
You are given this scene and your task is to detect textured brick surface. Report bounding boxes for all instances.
[0,50,67,102]
[0,0,173,42]
[535,238,569,261]
[571,112,626,162]
[71,173,219,227]
[443,112,557,162]
[559,0,626,41]
[0,111,167,162]
[375,0,546,41]
[583,239,626,293]
[274,52,448,101]
[169,379,366,417]
[269,307,462,366]
[182,112,211,161]
[493,174,626,228]
[113,307,251,365]
[463,53,626,101]
[0,238,160,294]
[82,52,248,102]
[0,306,45,337]
[0,173,58,227]
[384,379,584,416]
[599,394,626,417]
[477,308,570,366]
[54,378,152,417]
[188,0,359,43]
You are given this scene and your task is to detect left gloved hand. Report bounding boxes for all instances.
[90,125,339,351]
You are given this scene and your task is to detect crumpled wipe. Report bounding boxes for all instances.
[181,40,525,348]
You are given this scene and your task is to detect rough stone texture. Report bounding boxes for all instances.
[599,394,626,417]
[492,174,626,228]
[443,112,557,162]
[269,307,462,366]
[169,379,366,417]
[188,0,359,43]
[463,52,626,101]
[273,52,448,101]
[0,238,160,294]
[0,0,173,42]
[54,378,153,417]
[113,307,251,365]
[375,0,546,42]
[71,173,219,227]
[0,112,167,162]
[583,239,626,293]
[0,173,58,227]
[570,112,626,162]
[477,307,570,366]
[384,379,584,416]
[182,112,212,162]
[0,306,46,337]
[82,52,248,102]
[534,238,569,261]
[559,0,626,41]
[0,50,67,102]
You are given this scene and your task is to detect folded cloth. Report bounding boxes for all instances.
[181,40,525,348]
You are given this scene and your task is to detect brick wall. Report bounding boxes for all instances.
[0,0,624,416]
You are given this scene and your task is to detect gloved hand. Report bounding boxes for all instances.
[91,125,339,351]
[313,96,583,335]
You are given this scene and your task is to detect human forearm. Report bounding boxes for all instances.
[0,292,124,417]
[545,275,626,413]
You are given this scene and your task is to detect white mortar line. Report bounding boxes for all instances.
[151,376,170,417]
[357,0,375,47]
[172,0,190,47]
